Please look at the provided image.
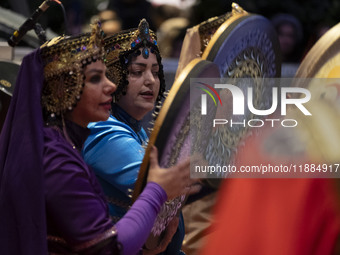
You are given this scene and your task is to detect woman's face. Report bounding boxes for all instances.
[68,61,116,127]
[117,51,160,120]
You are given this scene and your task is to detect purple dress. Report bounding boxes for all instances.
[0,49,167,255]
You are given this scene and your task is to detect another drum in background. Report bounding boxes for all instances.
[198,3,281,181]
[0,60,19,133]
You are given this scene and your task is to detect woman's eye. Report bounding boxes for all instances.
[152,71,159,77]
[89,75,101,83]
[130,70,143,76]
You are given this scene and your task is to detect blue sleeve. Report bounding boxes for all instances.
[83,118,145,194]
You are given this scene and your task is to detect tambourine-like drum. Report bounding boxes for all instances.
[295,22,340,79]
[292,22,340,164]
[237,21,340,175]
[198,3,281,175]
[293,22,340,103]
[0,60,19,133]
[132,59,220,245]
[132,3,282,245]
[199,3,281,79]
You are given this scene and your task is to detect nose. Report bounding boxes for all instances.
[104,76,117,94]
[144,70,156,86]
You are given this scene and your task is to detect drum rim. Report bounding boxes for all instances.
[295,22,340,78]
[132,58,218,201]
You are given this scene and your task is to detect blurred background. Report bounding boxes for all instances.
[0,0,340,76]
[1,0,339,133]
[1,2,340,254]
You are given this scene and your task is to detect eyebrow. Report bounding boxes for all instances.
[85,68,106,75]
[131,63,159,68]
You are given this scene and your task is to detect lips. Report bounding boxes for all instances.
[99,99,112,110]
[140,90,154,99]
[140,91,154,96]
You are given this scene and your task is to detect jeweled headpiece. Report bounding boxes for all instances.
[40,22,105,119]
[104,19,165,101]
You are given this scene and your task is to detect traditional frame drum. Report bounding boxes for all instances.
[132,3,282,243]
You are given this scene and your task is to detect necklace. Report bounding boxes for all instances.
[61,116,76,150]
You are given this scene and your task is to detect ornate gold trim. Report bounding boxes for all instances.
[202,3,249,60]
[47,226,117,252]
[295,22,340,79]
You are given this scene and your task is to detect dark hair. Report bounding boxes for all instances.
[114,45,166,103]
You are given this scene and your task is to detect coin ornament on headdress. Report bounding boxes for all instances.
[41,21,105,119]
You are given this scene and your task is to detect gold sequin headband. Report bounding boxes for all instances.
[40,22,105,118]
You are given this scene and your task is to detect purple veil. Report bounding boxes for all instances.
[0,49,47,254]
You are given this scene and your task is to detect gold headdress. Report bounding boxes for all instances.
[41,22,105,119]
[104,18,158,66]
[104,19,165,101]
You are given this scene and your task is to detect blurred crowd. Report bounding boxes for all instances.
[0,0,339,64]
[1,1,340,255]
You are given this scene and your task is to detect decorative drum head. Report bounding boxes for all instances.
[202,12,281,79]
[198,5,281,179]
[200,3,281,80]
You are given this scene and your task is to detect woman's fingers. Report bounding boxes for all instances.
[185,183,202,196]
[149,146,159,169]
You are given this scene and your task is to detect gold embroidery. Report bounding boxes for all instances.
[41,22,105,117]
[106,196,131,210]
[47,226,117,252]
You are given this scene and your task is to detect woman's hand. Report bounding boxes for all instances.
[147,146,201,200]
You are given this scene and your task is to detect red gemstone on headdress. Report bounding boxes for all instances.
[115,44,120,49]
